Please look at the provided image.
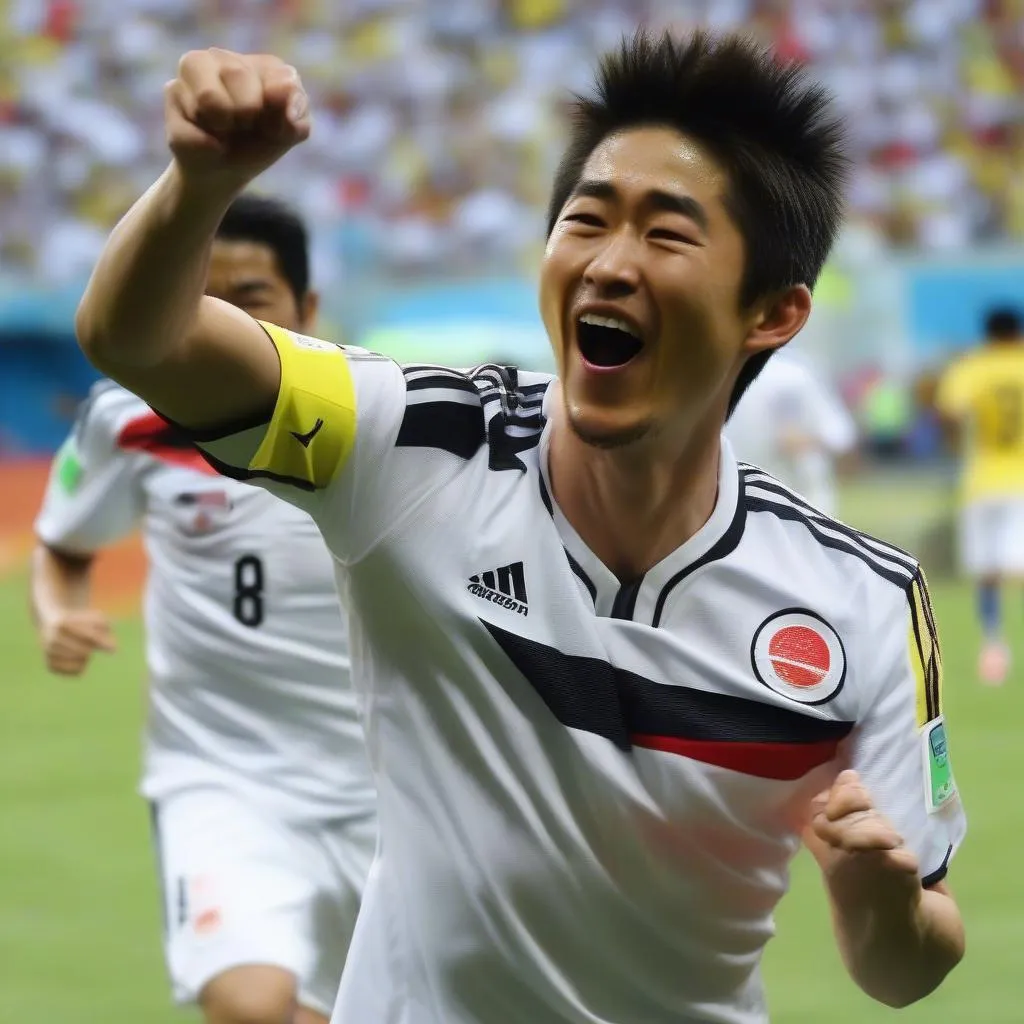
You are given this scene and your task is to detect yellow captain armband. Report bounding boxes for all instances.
[250,322,357,491]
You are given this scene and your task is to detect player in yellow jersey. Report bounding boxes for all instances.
[936,307,1024,684]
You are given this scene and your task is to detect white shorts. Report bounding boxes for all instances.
[959,498,1024,576]
[149,787,375,1016]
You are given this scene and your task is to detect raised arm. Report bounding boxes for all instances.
[75,50,312,429]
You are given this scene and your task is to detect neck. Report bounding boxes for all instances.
[547,401,723,583]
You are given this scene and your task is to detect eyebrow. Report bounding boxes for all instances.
[569,179,709,233]
[229,279,274,296]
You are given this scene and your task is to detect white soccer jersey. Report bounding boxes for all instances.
[194,324,965,1024]
[35,381,373,822]
[725,353,856,514]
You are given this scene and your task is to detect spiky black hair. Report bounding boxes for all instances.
[547,29,849,411]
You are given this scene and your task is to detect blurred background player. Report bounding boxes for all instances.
[29,194,375,1024]
[725,350,857,515]
[936,307,1024,686]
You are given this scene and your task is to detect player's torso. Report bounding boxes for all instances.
[958,349,1024,499]
[339,434,878,1022]
[140,463,345,673]
[138,461,370,816]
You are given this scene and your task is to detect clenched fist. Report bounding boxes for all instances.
[808,769,921,901]
[164,48,311,191]
[40,608,117,677]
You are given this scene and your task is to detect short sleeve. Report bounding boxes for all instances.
[192,323,448,563]
[190,322,553,562]
[848,568,966,887]
[35,383,146,555]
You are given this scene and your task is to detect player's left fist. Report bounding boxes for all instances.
[810,770,920,887]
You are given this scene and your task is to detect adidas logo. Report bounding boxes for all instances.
[468,562,528,616]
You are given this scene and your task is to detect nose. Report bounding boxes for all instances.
[582,229,641,297]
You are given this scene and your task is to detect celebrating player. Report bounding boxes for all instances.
[33,195,374,1024]
[74,31,965,1023]
[725,350,857,515]
[936,306,1024,685]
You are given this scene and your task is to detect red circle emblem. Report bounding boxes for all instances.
[767,625,830,688]
[751,609,847,705]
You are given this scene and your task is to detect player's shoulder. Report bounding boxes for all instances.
[73,378,151,445]
[740,462,920,598]
[396,362,554,470]
[400,361,553,399]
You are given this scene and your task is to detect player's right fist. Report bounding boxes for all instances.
[40,608,117,677]
[164,49,311,191]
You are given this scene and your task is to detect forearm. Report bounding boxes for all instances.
[30,544,94,630]
[75,162,234,370]
[827,881,964,1007]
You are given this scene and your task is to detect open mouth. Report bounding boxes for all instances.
[576,314,644,368]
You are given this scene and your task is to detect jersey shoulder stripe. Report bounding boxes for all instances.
[906,568,942,726]
[741,468,918,572]
[397,363,552,471]
[741,469,919,586]
[743,492,916,590]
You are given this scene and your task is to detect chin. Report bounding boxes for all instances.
[567,406,656,450]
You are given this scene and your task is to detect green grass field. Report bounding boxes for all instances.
[1,540,1020,1021]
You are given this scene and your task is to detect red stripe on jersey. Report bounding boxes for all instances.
[630,733,840,780]
[117,412,217,475]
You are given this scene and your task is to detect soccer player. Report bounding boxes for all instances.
[725,350,857,515]
[935,306,1024,685]
[32,195,375,1024]
[74,31,965,1023]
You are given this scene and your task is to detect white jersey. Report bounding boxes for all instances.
[725,353,856,515]
[195,324,965,1024]
[35,381,373,822]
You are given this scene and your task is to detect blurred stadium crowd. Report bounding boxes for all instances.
[1,0,1023,289]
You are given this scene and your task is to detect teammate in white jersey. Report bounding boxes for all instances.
[33,196,374,1024]
[75,30,965,1023]
[725,351,856,515]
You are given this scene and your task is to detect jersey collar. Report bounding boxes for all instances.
[538,418,746,626]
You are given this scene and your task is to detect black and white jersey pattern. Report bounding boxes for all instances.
[194,328,965,1024]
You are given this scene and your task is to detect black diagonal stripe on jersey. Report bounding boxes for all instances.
[563,548,596,604]
[619,665,852,744]
[485,414,544,471]
[404,373,480,396]
[651,480,747,628]
[742,475,918,574]
[745,497,911,589]
[396,401,485,459]
[482,620,852,758]
[483,620,632,750]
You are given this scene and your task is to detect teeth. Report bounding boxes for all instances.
[578,313,641,340]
